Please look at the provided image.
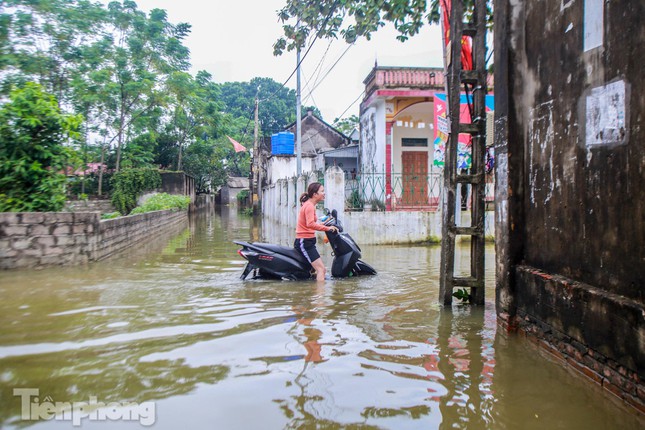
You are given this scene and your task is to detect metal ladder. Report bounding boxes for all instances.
[439,0,488,305]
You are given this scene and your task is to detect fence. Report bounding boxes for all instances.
[345,172,444,211]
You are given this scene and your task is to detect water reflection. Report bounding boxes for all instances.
[0,207,642,429]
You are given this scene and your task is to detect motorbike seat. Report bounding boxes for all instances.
[251,243,310,265]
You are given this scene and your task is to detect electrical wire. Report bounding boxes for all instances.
[259,3,339,104]
[301,43,354,106]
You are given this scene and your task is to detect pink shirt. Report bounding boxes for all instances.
[295,200,331,238]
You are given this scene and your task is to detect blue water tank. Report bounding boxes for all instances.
[271,132,294,155]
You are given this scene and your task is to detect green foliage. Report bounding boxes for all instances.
[67,172,114,197]
[120,133,157,170]
[218,77,300,135]
[2,1,313,199]
[0,82,82,212]
[236,189,249,201]
[452,288,471,302]
[346,190,364,210]
[240,207,254,216]
[369,198,386,211]
[101,211,122,219]
[333,115,359,136]
[130,192,190,214]
[274,1,493,54]
[110,168,161,215]
[182,140,230,194]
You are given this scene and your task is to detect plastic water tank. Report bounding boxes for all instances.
[271,132,295,155]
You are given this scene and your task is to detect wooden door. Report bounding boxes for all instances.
[401,151,428,205]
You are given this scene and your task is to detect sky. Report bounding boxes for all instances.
[134,0,444,123]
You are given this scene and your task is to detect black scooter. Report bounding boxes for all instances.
[234,209,377,280]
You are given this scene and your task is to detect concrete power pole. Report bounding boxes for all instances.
[253,95,259,211]
[296,44,302,176]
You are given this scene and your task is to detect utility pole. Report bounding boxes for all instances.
[253,95,259,211]
[296,34,302,175]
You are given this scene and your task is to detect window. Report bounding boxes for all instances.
[401,138,428,147]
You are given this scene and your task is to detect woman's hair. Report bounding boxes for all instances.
[300,182,323,203]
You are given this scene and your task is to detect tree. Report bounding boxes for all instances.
[0,82,82,212]
[182,140,229,194]
[99,0,190,171]
[333,114,359,135]
[162,70,224,171]
[273,1,492,55]
[0,0,107,101]
[218,77,298,137]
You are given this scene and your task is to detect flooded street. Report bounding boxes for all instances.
[0,208,642,429]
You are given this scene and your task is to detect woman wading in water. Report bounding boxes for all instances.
[294,182,338,282]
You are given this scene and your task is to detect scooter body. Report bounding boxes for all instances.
[235,209,376,280]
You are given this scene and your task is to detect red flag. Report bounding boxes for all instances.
[440,0,473,70]
[227,135,247,153]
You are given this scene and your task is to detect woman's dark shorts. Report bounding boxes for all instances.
[294,238,320,263]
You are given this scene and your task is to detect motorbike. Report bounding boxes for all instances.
[234,209,377,280]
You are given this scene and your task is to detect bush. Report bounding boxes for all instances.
[236,189,249,202]
[110,168,161,215]
[0,82,82,212]
[346,189,363,210]
[129,193,190,215]
[101,212,122,220]
[369,198,386,211]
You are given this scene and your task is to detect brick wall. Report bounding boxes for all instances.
[0,210,187,269]
[95,210,186,261]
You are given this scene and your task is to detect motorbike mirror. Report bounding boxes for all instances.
[331,209,337,219]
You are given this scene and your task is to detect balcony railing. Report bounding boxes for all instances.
[363,67,446,99]
[363,66,494,101]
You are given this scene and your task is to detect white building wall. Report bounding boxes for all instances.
[391,116,435,174]
[266,156,316,184]
[360,104,386,174]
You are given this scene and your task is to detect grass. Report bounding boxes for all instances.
[130,193,190,215]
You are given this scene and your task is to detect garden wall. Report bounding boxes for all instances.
[0,210,187,270]
[64,199,115,214]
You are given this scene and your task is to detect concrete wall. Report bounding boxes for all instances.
[221,187,247,206]
[266,155,317,185]
[160,172,196,204]
[494,0,644,410]
[64,199,115,214]
[0,210,187,269]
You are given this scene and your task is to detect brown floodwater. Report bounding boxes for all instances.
[0,207,642,429]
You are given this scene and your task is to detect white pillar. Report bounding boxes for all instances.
[324,166,345,216]
[287,177,296,228]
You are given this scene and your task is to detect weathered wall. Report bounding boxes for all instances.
[265,155,317,185]
[160,172,196,204]
[0,210,187,269]
[0,213,98,268]
[495,0,644,410]
[94,210,186,261]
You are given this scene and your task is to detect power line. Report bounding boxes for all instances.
[301,43,354,105]
[259,3,339,104]
[333,90,364,122]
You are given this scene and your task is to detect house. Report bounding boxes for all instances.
[220,176,249,205]
[358,66,494,211]
[264,110,353,185]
